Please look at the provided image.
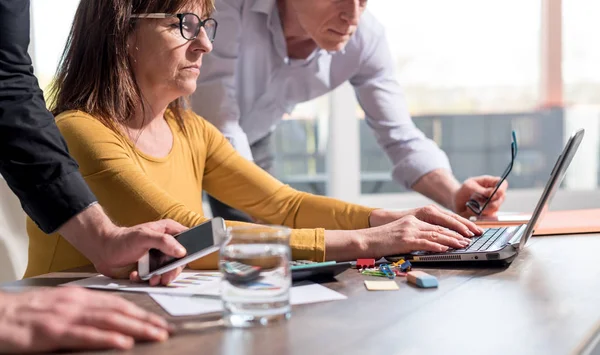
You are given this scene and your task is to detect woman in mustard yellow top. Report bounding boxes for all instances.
[24,0,481,279]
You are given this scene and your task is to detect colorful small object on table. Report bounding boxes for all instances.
[356,259,412,280]
[390,259,405,268]
[364,280,399,291]
[399,260,412,272]
[356,258,376,270]
[378,264,395,279]
[361,269,387,277]
[406,271,438,288]
[393,269,407,277]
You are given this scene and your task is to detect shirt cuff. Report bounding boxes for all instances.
[226,133,254,161]
[22,171,97,234]
[392,150,452,188]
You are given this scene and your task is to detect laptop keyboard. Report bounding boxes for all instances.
[458,227,508,252]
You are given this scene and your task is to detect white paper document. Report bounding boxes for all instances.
[150,283,347,316]
[62,272,222,296]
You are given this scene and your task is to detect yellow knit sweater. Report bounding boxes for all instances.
[24,110,374,277]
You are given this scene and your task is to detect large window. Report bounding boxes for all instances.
[273,97,330,195]
[368,0,540,115]
[562,0,600,191]
[353,0,599,195]
[30,0,79,92]
[563,0,600,105]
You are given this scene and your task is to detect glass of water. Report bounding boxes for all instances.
[219,225,292,327]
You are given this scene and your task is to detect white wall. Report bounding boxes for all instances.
[0,177,28,283]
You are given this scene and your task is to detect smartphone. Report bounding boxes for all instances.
[137,217,227,281]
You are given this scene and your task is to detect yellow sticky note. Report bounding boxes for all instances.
[364,280,399,291]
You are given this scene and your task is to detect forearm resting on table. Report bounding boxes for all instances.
[411,169,461,211]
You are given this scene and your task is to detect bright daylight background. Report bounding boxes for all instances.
[28,0,600,205]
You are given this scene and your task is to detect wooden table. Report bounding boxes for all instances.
[3,234,600,355]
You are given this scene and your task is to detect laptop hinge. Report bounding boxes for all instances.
[508,225,526,248]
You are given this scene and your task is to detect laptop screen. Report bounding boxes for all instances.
[517,129,585,249]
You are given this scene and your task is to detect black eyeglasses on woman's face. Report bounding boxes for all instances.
[131,13,217,42]
[466,131,518,216]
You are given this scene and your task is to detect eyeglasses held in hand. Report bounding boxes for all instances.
[466,131,518,216]
[130,13,217,42]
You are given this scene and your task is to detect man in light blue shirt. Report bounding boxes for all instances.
[193,0,507,221]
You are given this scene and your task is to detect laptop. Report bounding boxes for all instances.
[385,128,585,264]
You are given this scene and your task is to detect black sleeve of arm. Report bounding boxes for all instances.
[0,0,96,233]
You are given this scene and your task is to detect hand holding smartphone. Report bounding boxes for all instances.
[138,218,227,281]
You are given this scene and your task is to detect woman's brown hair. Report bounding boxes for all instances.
[50,0,214,133]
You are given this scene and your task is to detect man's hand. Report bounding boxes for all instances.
[452,175,508,217]
[59,205,188,285]
[94,220,188,286]
[0,288,170,353]
[410,170,508,218]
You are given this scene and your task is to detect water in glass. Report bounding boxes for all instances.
[220,226,291,327]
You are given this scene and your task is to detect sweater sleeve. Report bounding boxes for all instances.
[200,116,376,260]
